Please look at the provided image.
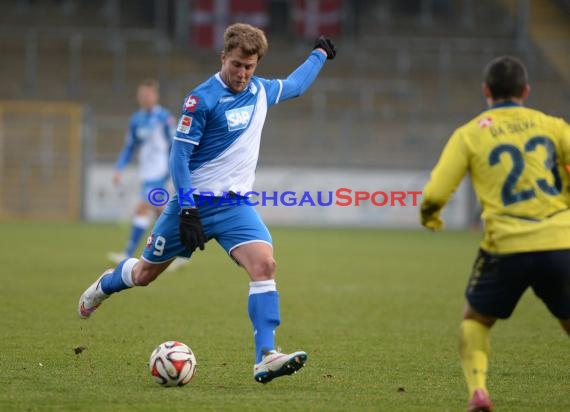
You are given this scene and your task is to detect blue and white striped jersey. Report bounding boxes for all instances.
[172,50,326,202]
[116,105,175,181]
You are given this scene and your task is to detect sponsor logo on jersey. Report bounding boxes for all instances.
[225,105,254,131]
[219,96,235,103]
[184,95,199,112]
[177,115,192,134]
[478,117,493,128]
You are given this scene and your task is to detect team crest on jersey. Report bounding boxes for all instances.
[225,105,253,131]
[184,95,199,112]
[478,117,493,128]
[177,115,192,134]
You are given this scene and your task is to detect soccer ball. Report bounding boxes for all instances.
[149,341,197,387]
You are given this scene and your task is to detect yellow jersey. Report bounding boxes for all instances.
[422,102,570,253]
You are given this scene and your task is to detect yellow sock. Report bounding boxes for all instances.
[460,319,490,397]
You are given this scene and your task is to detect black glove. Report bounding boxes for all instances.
[179,207,207,252]
[313,35,336,60]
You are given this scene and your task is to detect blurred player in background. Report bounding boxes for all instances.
[420,56,570,412]
[107,79,176,265]
[79,23,336,383]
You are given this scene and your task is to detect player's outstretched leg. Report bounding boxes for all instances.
[247,279,308,383]
[78,258,137,319]
[253,349,308,384]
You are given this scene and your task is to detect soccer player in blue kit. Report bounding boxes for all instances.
[107,79,175,264]
[79,23,336,384]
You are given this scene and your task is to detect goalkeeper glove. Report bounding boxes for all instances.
[313,35,337,60]
[179,207,207,252]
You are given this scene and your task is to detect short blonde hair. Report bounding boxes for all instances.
[223,23,268,60]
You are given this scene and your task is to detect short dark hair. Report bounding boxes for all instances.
[483,56,528,99]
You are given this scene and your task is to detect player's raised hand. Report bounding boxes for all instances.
[179,207,207,252]
[313,35,336,60]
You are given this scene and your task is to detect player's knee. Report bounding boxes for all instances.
[249,257,276,280]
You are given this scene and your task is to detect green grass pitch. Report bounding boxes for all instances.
[0,222,568,411]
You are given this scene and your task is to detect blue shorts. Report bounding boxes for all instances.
[142,194,272,263]
[141,177,169,202]
[466,248,570,319]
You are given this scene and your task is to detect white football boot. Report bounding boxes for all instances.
[253,350,308,384]
[78,270,111,319]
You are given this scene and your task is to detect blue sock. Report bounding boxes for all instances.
[100,258,138,295]
[125,215,151,257]
[248,280,281,363]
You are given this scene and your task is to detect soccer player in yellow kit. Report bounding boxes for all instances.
[421,56,570,412]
